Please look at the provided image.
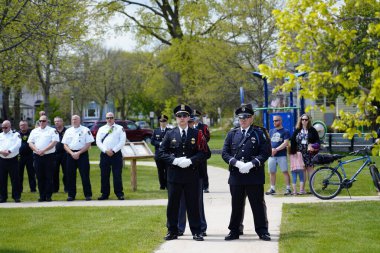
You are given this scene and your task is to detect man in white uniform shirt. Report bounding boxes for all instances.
[62,115,94,201]
[96,112,126,200]
[0,120,22,203]
[28,115,59,202]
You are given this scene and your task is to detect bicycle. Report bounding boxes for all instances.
[310,144,380,200]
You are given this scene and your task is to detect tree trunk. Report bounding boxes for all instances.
[13,87,22,128]
[2,86,11,121]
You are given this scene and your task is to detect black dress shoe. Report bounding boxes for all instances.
[97,196,108,200]
[67,197,75,201]
[239,231,244,235]
[193,234,204,241]
[177,231,184,236]
[46,197,52,202]
[225,232,239,241]
[117,196,125,200]
[14,199,21,203]
[38,198,45,202]
[0,199,6,203]
[164,232,178,240]
[259,233,271,241]
[160,186,165,190]
[201,231,207,237]
[85,196,92,201]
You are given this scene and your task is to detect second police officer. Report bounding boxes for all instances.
[222,104,272,241]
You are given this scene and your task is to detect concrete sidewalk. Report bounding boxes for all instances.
[1,162,379,253]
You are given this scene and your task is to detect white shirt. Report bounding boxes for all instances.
[96,123,126,153]
[28,126,60,154]
[0,130,21,159]
[62,125,94,150]
[179,126,189,137]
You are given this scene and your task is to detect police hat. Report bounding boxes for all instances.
[158,114,168,122]
[235,103,254,117]
[173,104,193,116]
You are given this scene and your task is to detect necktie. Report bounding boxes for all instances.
[241,129,246,142]
[181,129,186,143]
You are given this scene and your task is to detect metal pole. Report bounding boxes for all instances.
[70,95,74,116]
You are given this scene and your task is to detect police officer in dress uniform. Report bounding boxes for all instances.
[18,120,36,193]
[96,112,126,200]
[192,110,211,193]
[177,113,208,237]
[62,115,94,201]
[222,104,272,241]
[151,114,170,190]
[0,120,22,203]
[158,104,207,242]
[28,115,59,202]
[53,117,67,193]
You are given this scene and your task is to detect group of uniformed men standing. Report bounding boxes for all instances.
[0,103,272,242]
[0,111,126,203]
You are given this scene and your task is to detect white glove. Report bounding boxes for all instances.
[235,161,245,170]
[178,158,192,168]
[173,157,186,166]
[239,162,254,174]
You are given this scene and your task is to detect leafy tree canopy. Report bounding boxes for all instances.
[259,0,380,140]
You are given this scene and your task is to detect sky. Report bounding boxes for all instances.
[101,13,137,51]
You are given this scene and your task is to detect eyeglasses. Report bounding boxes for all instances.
[273,119,280,122]
[1,127,8,129]
[159,120,167,123]
[106,117,114,120]
[39,120,47,123]
[238,115,252,119]
[176,113,189,118]
[301,118,309,121]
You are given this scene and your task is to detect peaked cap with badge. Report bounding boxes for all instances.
[173,104,193,116]
[235,103,254,118]
[158,114,168,122]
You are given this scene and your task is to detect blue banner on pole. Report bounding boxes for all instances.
[240,87,244,104]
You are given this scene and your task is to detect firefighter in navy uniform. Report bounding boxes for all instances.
[222,104,272,241]
[151,114,170,190]
[158,104,207,242]
[18,120,36,193]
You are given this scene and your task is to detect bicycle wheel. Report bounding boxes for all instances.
[310,167,342,200]
[369,165,380,192]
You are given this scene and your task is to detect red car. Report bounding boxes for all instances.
[90,120,153,143]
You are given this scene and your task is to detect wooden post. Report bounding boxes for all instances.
[130,159,137,191]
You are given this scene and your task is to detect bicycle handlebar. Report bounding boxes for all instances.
[348,143,376,156]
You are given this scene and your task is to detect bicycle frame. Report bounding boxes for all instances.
[333,154,373,184]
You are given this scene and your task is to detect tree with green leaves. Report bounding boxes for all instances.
[25,0,92,116]
[259,0,380,141]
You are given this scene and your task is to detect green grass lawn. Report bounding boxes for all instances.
[280,201,380,253]
[0,206,166,253]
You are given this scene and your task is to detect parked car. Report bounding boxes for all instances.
[135,120,151,129]
[90,120,153,143]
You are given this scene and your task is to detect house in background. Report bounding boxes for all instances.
[0,87,42,126]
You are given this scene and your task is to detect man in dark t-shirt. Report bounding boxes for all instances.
[266,115,291,195]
